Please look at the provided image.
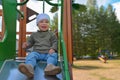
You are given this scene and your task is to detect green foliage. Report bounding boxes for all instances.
[72,0,120,58]
[72,3,87,12]
[50,6,58,13]
[50,13,58,31]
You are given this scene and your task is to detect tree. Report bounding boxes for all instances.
[72,0,120,58]
[50,13,58,31]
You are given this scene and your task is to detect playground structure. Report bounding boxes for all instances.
[98,56,107,63]
[0,0,73,80]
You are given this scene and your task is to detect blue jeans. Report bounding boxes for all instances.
[25,52,58,67]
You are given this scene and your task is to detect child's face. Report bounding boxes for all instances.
[37,19,49,31]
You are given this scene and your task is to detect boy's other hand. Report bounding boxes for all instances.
[49,49,55,54]
[22,42,29,49]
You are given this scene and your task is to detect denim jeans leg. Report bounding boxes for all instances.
[46,53,58,66]
[25,52,40,67]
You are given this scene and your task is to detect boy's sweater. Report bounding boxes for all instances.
[27,30,57,53]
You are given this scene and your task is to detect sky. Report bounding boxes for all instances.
[26,0,57,32]
[0,0,120,32]
[75,0,107,6]
[112,2,120,22]
[75,0,120,21]
[26,0,120,32]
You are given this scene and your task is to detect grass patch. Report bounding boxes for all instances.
[72,65,103,70]
[73,59,120,80]
[91,73,114,80]
[100,77,113,80]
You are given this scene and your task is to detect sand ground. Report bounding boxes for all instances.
[72,59,120,80]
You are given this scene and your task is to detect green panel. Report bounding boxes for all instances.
[0,0,17,61]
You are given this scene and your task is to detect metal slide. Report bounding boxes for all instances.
[0,60,63,80]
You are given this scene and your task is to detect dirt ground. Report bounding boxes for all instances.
[72,59,120,80]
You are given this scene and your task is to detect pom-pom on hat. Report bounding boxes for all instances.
[36,13,50,25]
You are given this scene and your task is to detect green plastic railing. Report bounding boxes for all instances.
[17,0,29,5]
[16,0,29,19]
[58,0,71,80]
[45,0,61,6]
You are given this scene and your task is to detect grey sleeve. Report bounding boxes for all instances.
[50,33,58,52]
[26,33,35,48]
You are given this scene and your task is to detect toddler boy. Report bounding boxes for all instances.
[18,13,61,78]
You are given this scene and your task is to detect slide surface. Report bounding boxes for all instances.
[0,60,63,80]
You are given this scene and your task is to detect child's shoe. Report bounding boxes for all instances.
[18,63,34,78]
[44,64,61,75]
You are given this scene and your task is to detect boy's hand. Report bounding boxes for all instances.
[22,42,29,49]
[49,49,55,54]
